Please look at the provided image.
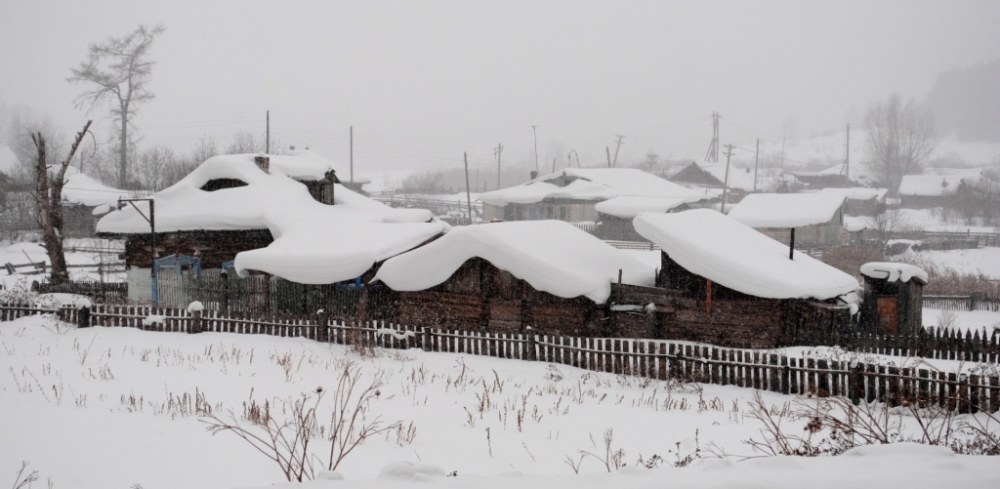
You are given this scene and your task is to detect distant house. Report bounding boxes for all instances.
[633,210,860,348]
[480,168,707,240]
[837,187,888,217]
[98,153,444,304]
[727,190,848,247]
[669,161,791,207]
[791,165,852,189]
[897,169,982,208]
[373,220,655,337]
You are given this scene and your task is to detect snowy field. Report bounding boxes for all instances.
[907,247,1000,279]
[2,314,1000,488]
[923,308,1000,334]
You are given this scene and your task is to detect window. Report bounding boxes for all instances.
[559,207,567,220]
[200,179,248,192]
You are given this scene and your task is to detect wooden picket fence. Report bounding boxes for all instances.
[3,302,999,413]
[924,293,1000,312]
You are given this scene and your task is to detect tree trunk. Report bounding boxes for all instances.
[32,122,93,287]
[119,106,128,189]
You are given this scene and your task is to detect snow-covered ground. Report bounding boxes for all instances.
[0,239,125,290]
[2,314,999,489]
[906,247,1000,279]
[923,308,1000,334]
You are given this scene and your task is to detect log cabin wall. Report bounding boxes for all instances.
[392,257,605,336]
[653,252,850,348]
[120,229,274,269]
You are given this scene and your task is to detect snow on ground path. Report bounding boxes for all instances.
[2,314,999,489]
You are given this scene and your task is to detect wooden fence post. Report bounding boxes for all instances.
[422,327,432,352]
[849,362,861,405]
[317,309,330,343]
[526,331,536,361]
[78,306,90,329]
[190,310,202,334]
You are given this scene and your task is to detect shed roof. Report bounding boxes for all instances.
[374,220,655,303]
[727,191,846,228]
[480,168,704,207]
[633,209,859,300]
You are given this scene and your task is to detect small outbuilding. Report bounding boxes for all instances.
[858,262,928,335]
[633,209,861,347]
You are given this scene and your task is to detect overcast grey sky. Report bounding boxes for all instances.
[2,0,999,172]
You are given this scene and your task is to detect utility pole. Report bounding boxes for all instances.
[612,135,625,167]
[720,145,735,213]
[753,139,760,192]
[704,112,720,162]
[531,126,539,174]
[779,124,787,170]
[266,110,270,154]
[843,123,850,180]
[606,146,611,168]
[464,152,473,224]
[495,143,503,189]
[350,126,354,183]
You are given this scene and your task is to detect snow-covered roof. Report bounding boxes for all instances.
[273,149,371,184]
[860,262,928,284]
[61,170,133,207]
[633,210,860,300]
[824,187,888,202]
[897,171,980,197]
[700,163,790,192]
[594,196,691,219]
[0,146,20,176]
[374,220,655,303]
[727,191,846,228]
[480,168,704,207]
[96,154,445,284]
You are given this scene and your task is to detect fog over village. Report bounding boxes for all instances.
[2,1,1000,488]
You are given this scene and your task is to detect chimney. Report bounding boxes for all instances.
[289,145,296,151]
[254,156,270,173]
[530,171,538,180]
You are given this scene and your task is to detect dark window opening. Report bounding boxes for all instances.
[200,179,249,192]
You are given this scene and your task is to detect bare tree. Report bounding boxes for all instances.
[68,24,164,189]
[32,121,93,286]
[863,93,936,195]
[226,130,265,154]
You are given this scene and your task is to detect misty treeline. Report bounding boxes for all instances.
[0,109,281,192]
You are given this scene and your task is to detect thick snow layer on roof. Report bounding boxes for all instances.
[266,149,371,184]
[634,210,860,300]
[96,154,444,284]
[700,163,790,192]
[480,168,703,206]
[594,196,691,218]
[727,191,846,228]
[897,170,981,197]
[860,262,928,284]
[62,171,133,207]
[374,220,655,303]
[825,187,888,201]
[97,154,431,234]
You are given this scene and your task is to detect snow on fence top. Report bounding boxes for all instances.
[633,209,860,300]
[859,262,929,284]
[374,220,655,303]
[594,195,692,219]
[480,168,704,207]
[727,191,846,228]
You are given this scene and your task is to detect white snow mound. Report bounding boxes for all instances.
[375,220,655,303]
[634,209,860,300]
[860,262,929,284]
